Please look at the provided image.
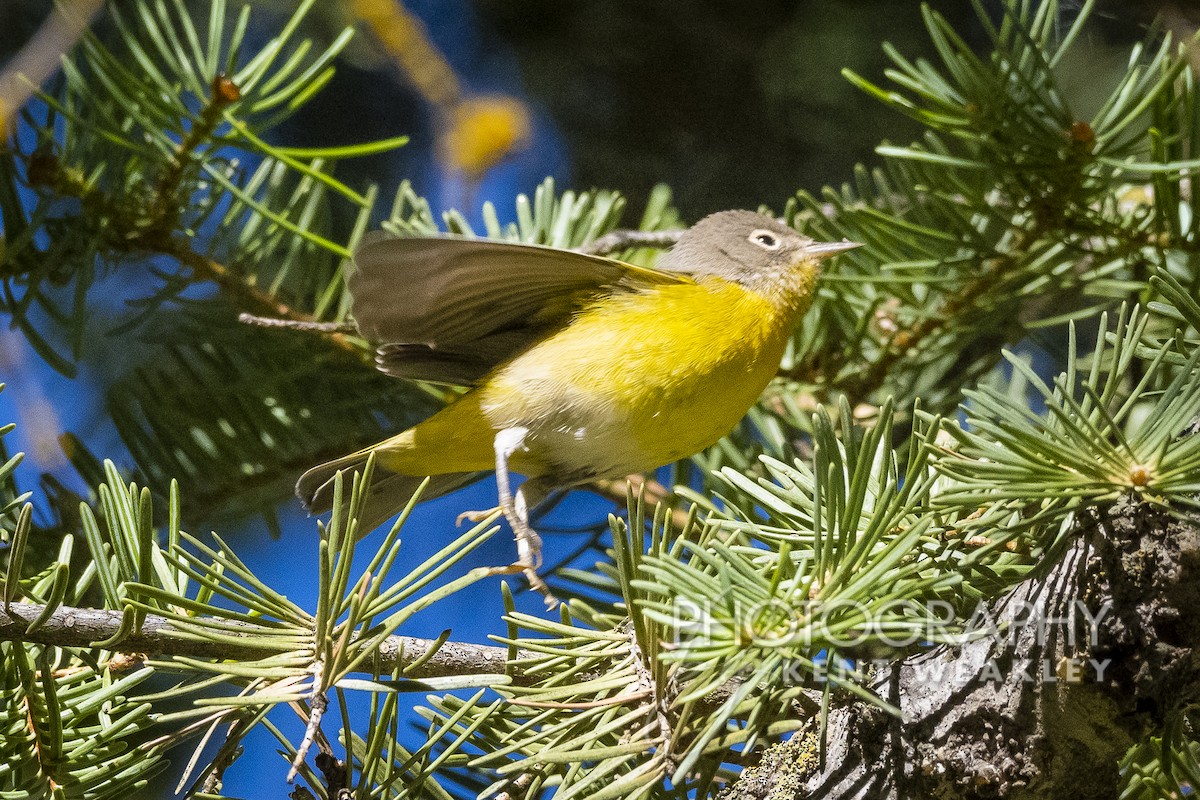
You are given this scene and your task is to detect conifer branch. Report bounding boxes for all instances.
[238,313,358,334]
[0,598,747,712]
[141,74,242,241]
[14,145,364,354]
[0,600,517,682]
[14,144,307,321]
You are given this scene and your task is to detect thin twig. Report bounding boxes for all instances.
[239,313,359,334]
[165,240,297,319]
[165,242,360,356]
[577,229,683,256]
[143,74,242,238]
[288,675,325,783]
[200,720,247,794]
[629,634,674,765]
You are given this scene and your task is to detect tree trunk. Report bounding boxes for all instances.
[725,499,1200,799]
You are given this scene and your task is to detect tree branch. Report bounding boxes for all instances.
[586,474,693,531]
[723,500,1200,800]
[0,597,752,717]
[0,0,104,135]
[0,600,517,683]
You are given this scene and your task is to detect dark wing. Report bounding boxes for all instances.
[350,235,688,385]
[373,337,528,385]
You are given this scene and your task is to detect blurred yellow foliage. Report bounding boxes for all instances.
[441,95,531,178]
[350,0,531,178]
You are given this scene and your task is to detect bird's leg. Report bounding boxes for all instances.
[485,427,557,608]
[513,477,552,567]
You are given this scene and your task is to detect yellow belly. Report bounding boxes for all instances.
[379,276,800,480]
[392,277,792,478]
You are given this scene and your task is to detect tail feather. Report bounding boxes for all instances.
[296,451,482,537]
[296,450,373,513]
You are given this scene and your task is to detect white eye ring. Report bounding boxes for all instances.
[749,230,782,250]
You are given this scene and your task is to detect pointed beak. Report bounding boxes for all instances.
[804,239,863,259]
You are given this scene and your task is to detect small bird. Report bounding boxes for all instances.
[297,210,858,604]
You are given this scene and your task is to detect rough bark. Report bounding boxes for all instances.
[724,499,1200,800]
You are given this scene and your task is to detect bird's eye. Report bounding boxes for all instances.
[749,230,781,250]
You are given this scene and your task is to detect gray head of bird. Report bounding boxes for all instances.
[658,209,860,295]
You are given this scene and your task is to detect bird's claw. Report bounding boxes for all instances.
[456,507,500,527]
[487,522,556,608]
[487,560,557,609]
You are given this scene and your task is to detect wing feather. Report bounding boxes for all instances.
[350,235,688,385]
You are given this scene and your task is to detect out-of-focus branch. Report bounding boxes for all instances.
[348,0,530,178]
[0,0,104,136]
[588,474,694,532]
[1158,3,1200,75]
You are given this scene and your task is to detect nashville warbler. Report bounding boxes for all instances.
[297,210,859,604]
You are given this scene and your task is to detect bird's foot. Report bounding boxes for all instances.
[456,506,500,527]
[487,560,557,609]
[487,521,557,608]
[459,505,556,606]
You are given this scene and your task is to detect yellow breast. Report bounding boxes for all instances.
[379,274,811,482]
[478,276,801,480]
